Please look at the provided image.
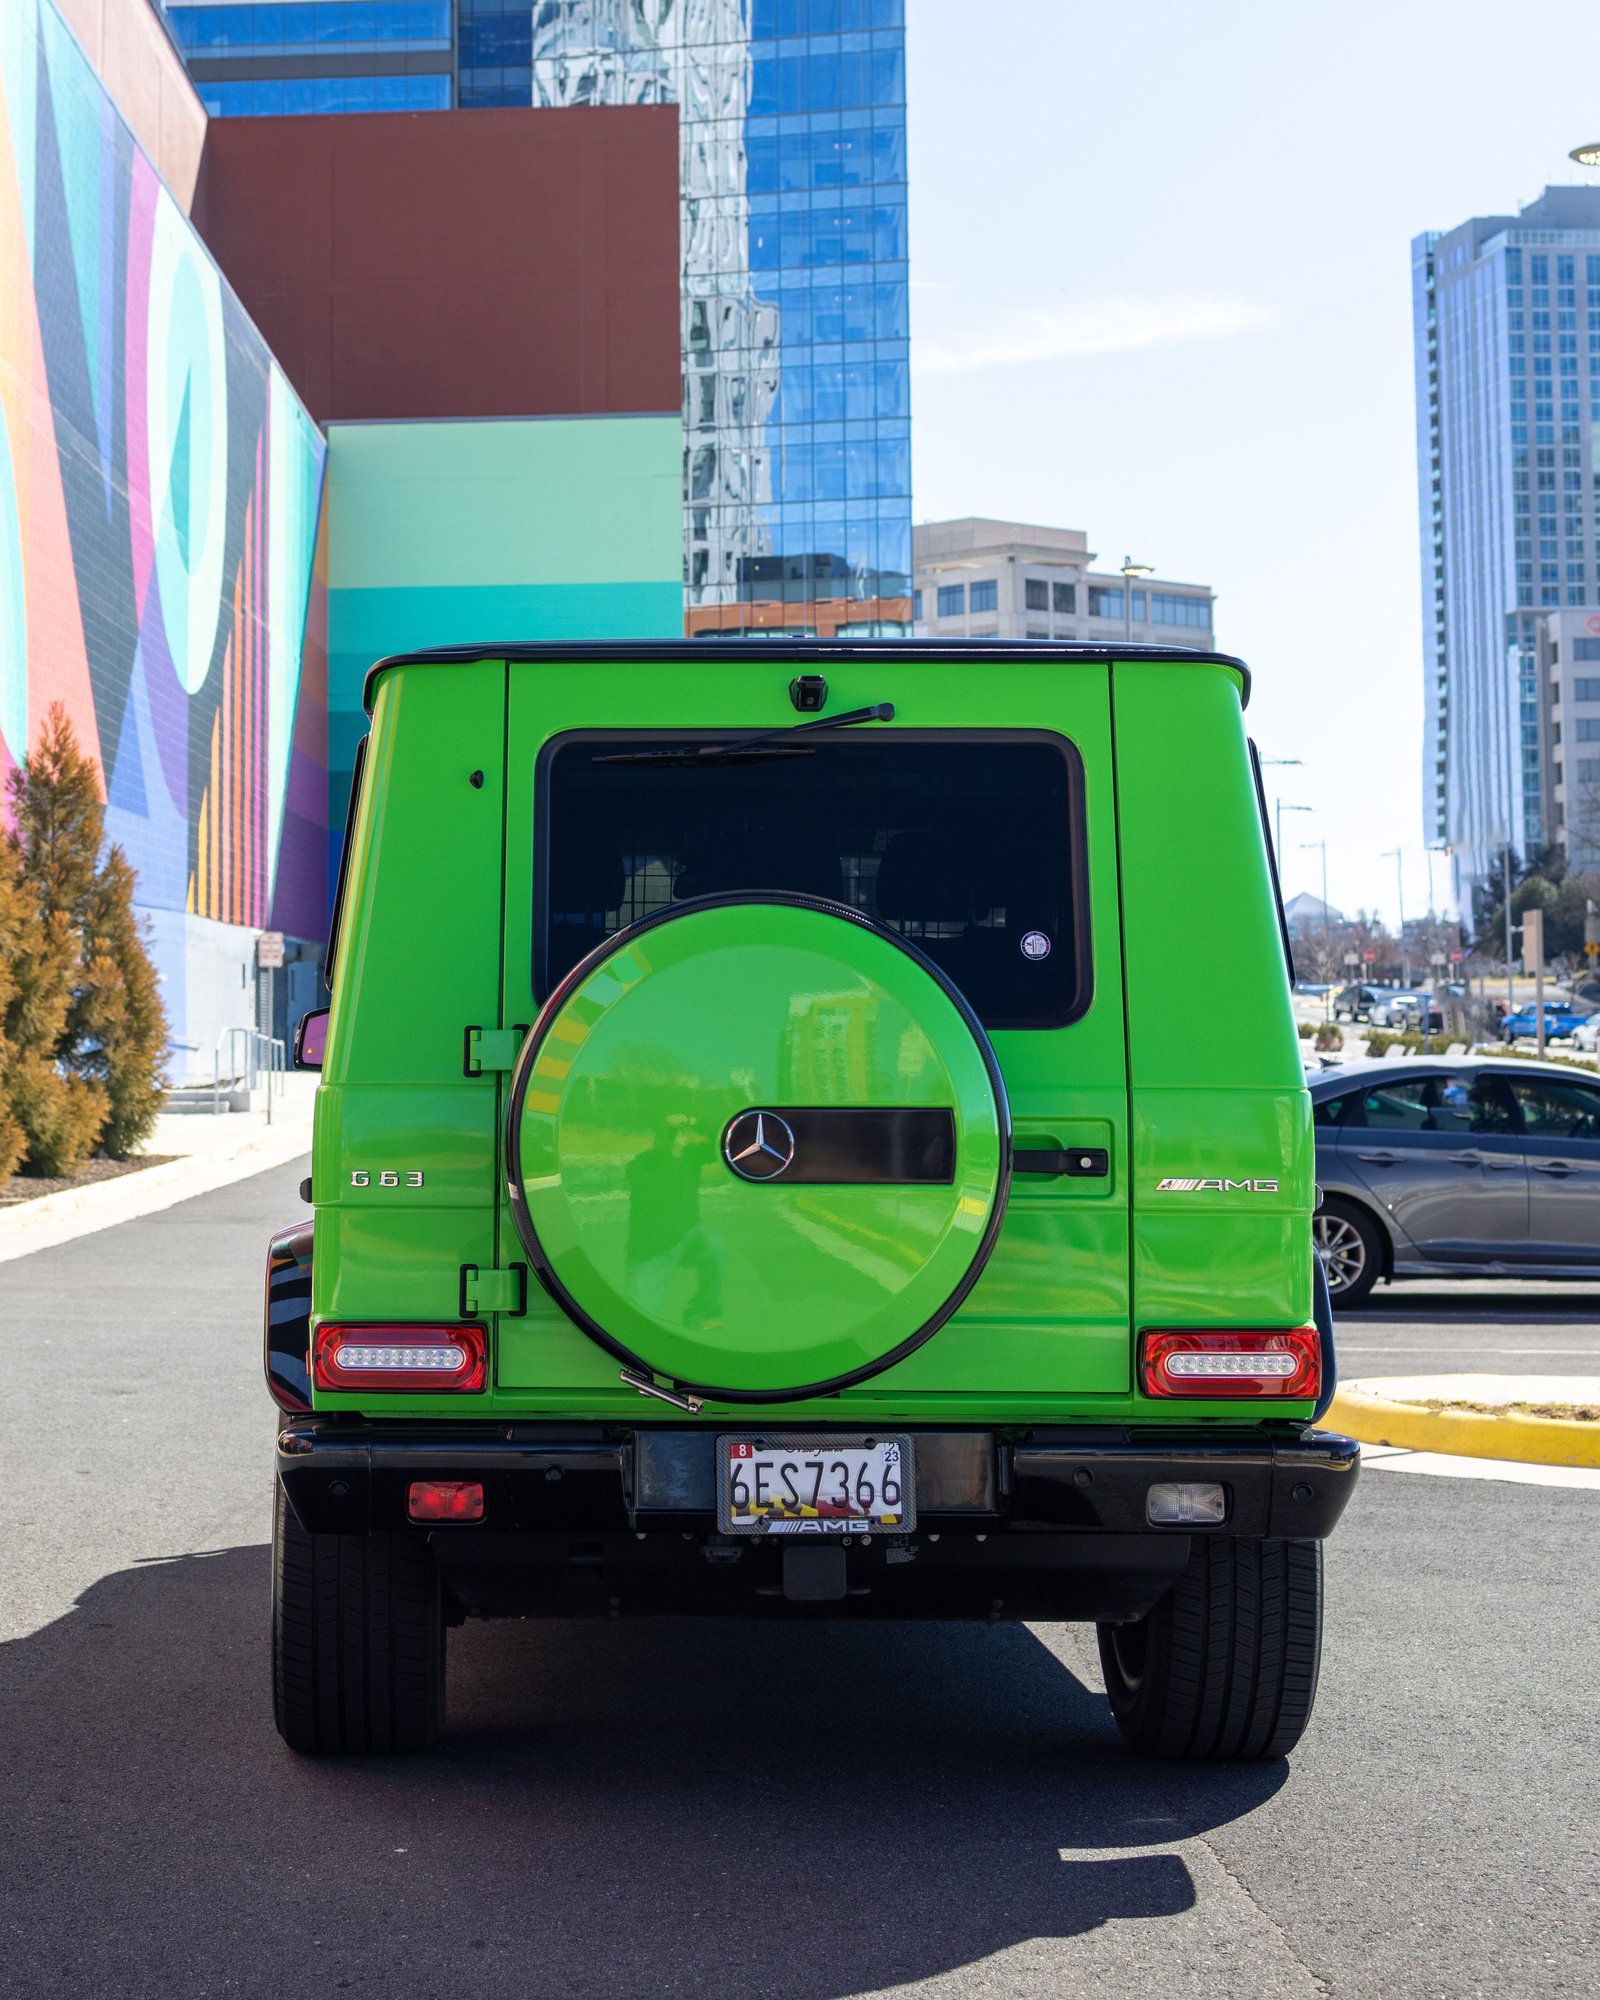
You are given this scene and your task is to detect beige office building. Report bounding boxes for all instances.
[913,518,1215,647]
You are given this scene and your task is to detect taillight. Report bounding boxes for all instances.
[409,1480,485,1523]
[313,1323,487,1393]
[1140,1328,1320,1400]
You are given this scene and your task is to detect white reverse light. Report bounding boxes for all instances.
[1163,1350,1299,1380]
[332,1343,467,1373]
[1147,1482,1228,1525]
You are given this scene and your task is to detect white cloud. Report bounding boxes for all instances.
[912,296,1276,376]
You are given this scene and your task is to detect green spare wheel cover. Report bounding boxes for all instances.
[506,895,1011,1401]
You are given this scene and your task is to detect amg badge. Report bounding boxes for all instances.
[1156,1177,1280,1193]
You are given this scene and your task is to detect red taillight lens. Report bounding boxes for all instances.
[1140,1328,1320,1400]
[408,1480,485,1523]
[313,1323,487,1393]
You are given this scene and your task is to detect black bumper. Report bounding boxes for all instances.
[276,1421,1358,1624]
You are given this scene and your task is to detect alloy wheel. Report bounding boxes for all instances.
[1313,1212,1367,1296]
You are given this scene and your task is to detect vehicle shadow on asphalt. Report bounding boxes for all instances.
[0,1547,1287,1998]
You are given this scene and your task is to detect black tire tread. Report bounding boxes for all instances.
[272,1482,445,1754]
[1097,1537,1323,1762]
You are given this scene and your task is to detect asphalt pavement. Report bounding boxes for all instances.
[0,1160,1596,1999]
[1336,1279,1600,1376]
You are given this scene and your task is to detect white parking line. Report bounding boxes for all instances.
[1359,1443,1600,1490]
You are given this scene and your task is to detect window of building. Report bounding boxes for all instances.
[1087,586,1124,619]
[969,579,998,613]
[1150,593,1210,629]
[1572,641,1600,663]
[1053,581,1075,614]
[936,584,964,618]
[1024,578,1048,611]
[1025,627,1048,639]
[1581,760,1600,783]
[1573,676,1600,698]
[1576,718,1600,741]
[911,590,921,620]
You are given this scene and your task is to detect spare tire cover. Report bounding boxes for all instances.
[506,894,1010,1401]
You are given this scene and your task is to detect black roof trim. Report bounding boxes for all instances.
[361,637,1252,714]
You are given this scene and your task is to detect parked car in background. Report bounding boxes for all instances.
[1573,1015,1600,1051]
[1311,1056,1600,1306]
[1367,991,1443,1032]
[1500,1003,1587,1044]
[1333,983,1385,1021]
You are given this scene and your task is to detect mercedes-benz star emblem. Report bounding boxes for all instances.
[723,1110,797,1181]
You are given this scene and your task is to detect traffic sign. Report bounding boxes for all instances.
[1587,941,1600,959]
[1362,949,1376,964]
[257,931,285,969]
[1450,948,1463,963]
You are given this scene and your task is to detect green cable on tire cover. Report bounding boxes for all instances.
[507,896,1011,1400]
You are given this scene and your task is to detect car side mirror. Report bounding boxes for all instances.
[293,1008,329,1071]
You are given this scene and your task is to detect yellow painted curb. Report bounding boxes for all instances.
[1327,1388,1600,1469]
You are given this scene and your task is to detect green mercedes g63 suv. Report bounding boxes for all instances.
[267,639,1355,1761]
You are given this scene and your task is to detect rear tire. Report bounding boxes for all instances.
[1314,1196,1382,1309]
[272,1481,446,1754]
[1097,1538,1323,1761]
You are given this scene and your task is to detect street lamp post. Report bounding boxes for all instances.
[1120,557,1155,643]
[1382,848,1408,986]
[1276,799,1311,868]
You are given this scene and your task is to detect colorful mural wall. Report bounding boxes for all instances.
[0,0,326,1070]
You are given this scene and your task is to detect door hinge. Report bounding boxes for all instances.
[459,1262,528,1317]
[463,1025,528,1076]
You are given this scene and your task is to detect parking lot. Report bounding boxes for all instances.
[1,1160,1595,1999]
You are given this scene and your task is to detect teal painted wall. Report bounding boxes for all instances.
[325,414,682,859]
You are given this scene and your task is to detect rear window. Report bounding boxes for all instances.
[537,732,1089,1030]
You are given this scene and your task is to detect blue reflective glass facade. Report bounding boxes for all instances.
[161,1,454,116]
[519,0,911,631]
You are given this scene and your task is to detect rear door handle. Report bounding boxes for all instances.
[1356,1150,1400,1164]
[1447,1149,1483,1164]
[1533,1161,1574,1176]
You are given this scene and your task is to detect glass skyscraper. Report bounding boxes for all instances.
[1414,187,1600,892]
[162,0,912,636]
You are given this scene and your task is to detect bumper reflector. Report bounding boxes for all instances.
[1146,1481,1227,1525]
[1140,1327,1320,1400]
[408,1480,485,1524]
[313,1323,487,1394]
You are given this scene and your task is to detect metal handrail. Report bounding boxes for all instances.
[211,1027,289,1115]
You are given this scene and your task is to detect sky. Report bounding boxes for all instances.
[905,0,1600,929]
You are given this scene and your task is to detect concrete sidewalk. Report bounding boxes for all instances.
[0,1074,315,1265]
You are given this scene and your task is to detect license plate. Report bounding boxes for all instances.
[718,1434,915,1535]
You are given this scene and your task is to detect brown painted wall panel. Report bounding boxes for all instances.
[195,106,680,423]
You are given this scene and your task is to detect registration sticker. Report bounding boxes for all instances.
[717,1434,915,1536]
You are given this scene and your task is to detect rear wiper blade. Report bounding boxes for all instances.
[593,702,895,766]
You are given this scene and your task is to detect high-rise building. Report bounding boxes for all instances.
[1413,187,1600,895]
[913,520,1215,649]
[162,0,913,638]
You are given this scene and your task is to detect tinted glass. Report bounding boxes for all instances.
[541,734,1086,1029]
[1508,1075,1600,1141]
[1312,1093,1355,1127]
[1358,1073,1516,1134]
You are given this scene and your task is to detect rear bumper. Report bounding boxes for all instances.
[276,1421,1358,1622]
